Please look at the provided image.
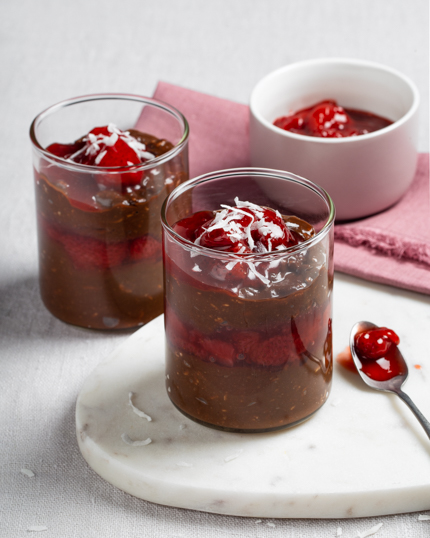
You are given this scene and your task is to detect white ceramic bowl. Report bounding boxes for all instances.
[249,58,419,221]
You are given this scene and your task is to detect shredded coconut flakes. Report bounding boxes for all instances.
[356,522,383,537]
[195,197,291,257]
[224,449,243,462]
[20,468,35,478]
[121,433,152,447]
[418,514,430,520]
[79,123,155,164]
[128,391,152,421]
[192,198,293,285]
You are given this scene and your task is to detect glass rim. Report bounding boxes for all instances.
[29,93,190,172]
[161,167,336,260]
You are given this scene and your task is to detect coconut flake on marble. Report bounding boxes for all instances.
[121,433,152,447]
[224,449,243,463]
[128,392,152,421]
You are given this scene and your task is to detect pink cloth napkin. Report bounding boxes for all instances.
[153,81,430,295]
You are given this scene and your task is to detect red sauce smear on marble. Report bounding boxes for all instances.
[274,100,393,138]
[336,347,358,374]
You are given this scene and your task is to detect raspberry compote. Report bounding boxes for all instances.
[354,326,407,382]
[337,326,407,382]
[163,196,333,432]
[34,117,188,329]
[274,100,393,138]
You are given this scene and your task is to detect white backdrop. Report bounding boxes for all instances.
[0,1,429,537]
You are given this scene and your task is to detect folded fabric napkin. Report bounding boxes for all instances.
[153,81,430,295]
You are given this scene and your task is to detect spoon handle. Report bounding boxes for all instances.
[397,389,430,440]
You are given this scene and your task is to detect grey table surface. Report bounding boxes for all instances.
[0,0,429,537]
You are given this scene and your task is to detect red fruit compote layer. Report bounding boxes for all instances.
[35,124,188,329]
[164,198,333,432]
[274,100,393,138]
[354,327,406,382]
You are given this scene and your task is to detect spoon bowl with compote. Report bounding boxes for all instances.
[350,321,430,440]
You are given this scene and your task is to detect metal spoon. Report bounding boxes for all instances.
[350,321,430,440]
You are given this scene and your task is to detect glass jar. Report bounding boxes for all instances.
[162,168,335,432]
[30,94,189,329]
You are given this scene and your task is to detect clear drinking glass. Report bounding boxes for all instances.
[162,168,335,432]
[30,94,189,329]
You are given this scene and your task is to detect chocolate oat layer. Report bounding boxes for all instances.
[166,342,332,432]
[35,127,188,329]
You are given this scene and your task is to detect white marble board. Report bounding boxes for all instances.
[76,274,430,518]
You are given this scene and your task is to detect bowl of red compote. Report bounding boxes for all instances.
[250,58,419,220]
[30,94,189,329]
[162,168,335,432]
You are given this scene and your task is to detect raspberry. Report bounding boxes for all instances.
[248,334,292,366]
[78,126,140,168]
[273,99,393,138]
[273,111,307,132]
[95,136,140,168]
[61,234,127,269]
[48,125,151,190]
[129,235,162,261]
[200,337,236,367]
[165,307,202,357]
[172,199,304,266]
[308,101,350,138]
[46,141,85,160]
[173,211,214,242]
[355,327,400,360]
[86,128,143,190]
[232,331,260,357]
[41,220,62,242]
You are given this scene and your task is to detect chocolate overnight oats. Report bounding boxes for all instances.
[31,96,189,329]
[162,170,335,433]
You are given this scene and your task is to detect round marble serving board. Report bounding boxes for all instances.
[76,314,430,519]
